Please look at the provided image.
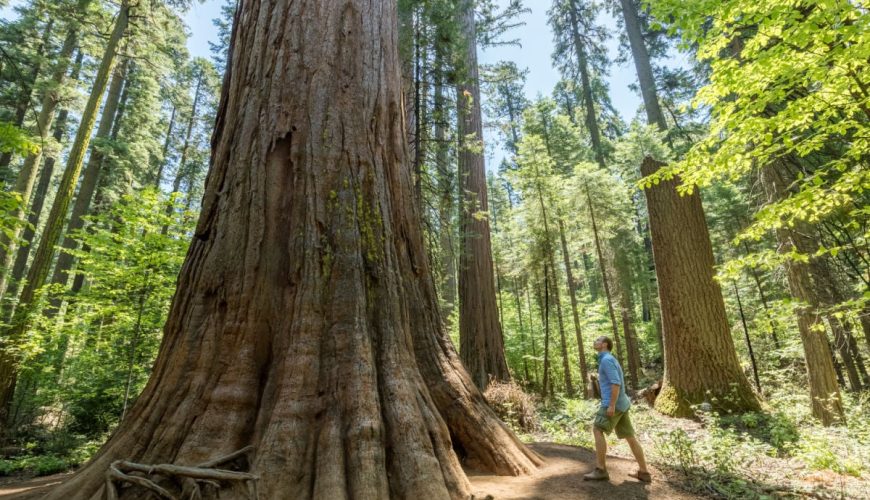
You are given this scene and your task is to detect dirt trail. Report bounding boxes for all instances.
[0,472,72,498]
[469,442,701,499]
[0,443,701,499]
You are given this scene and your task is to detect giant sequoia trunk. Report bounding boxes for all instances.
[47,1,539,497]
[641,157,760,417]
[456,1,510,389]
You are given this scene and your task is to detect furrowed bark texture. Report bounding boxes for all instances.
[456,2,510,390]
[47,1,538,498]
[641,157,760,417]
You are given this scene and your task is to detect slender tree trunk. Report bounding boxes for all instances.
[759,162,845,424]
[0,16,53,176]
[412,11,425,205]
[567,0,606,167]
[733,281,762,393]
[618,0,667,131]
[549,258,574,396]
[4,53,84,309]
[48,58,130,308]
[559,219,588,397]
[47,2,539,496]
[527,286,540,387]
[433,55,456,325]
[829,318,862,391]
[0,1,90,298]
[121,282,148,422]
[0,0,129,426]
[585,184,623,361]
[456,1,510,389]
[861,308,870,356]
[540,266,552,398]
[642,157,760,417]
[742,240,781,347]
[513,280,531,383]
[618,281,641,391]
[162,69,205,235]
[154,105,177,189]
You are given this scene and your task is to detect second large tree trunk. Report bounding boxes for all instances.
[642,157,760,417]
[46,1,539,498]
[456,1,510,389]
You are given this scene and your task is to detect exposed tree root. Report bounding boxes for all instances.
[105,446,257,500]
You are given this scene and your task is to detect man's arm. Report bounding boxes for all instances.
[607,384,620,417]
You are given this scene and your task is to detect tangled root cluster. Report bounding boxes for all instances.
[483,380,539,433]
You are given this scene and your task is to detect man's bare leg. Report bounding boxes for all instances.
[593,427,608,470]
[625,436,649,473]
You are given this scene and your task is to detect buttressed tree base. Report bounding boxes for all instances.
[46,1,539,498]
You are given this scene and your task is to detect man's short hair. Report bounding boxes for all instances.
[597,336,613,351]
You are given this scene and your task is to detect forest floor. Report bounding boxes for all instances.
[469,442,698,499]
[511,396,870,499]
[0,443,700,500]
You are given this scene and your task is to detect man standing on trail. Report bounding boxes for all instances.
[583,336,652,482]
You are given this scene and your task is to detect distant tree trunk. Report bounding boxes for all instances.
[433,53,456,325]
[567,0,606,167]
[4,53,84,309]
[162,68,205,235]
[829,318,863,391]
[48,58,130,310]
[620,304,641,390]
[456,1,510,389]
[741,240,781,348]
[642,157,761,417]
[0,16,53,176]
[860,310,870,358]
[614,237,642,389]
[412,11,426,205]
[154,105,177,189]
[0,0,129,427]
[586,184,623,361]
[513,280,531,383]
[549,258,574,396]
[537,269,552,398]
[47,2,539,496]
[559,219,589,397]
[733,281,762,393]
[617,0,667,131]
[527,286,541,386]
[0,2,89,299]
[759,162,845,425]
[618,280,641,391]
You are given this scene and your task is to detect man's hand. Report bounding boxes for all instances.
[606,405,615,417]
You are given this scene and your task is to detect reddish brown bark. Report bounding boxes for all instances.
[456,1,510,389]
[46,2,538,498]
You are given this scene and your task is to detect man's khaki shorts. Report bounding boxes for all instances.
[593,406,635,439]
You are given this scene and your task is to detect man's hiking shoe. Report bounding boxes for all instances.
[583,468,610,481]
[628,470,652,482]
